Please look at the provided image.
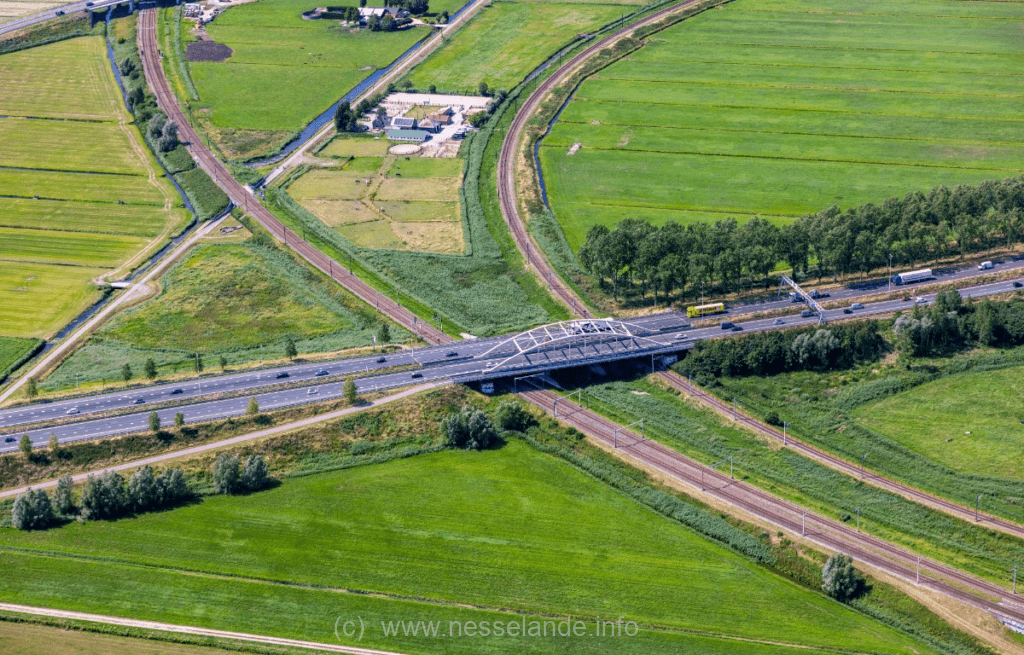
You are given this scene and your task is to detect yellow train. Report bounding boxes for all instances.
[686,302,726,318]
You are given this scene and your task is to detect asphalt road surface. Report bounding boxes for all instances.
[3,275,1022,453]
[0,0,120,36]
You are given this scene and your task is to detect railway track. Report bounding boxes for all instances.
[659,370,1024,541]
[497,0,711,320]
[137,9,449,346]
[521,388,1024,626]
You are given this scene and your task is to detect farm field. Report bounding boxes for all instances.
[0,336,39,378]
[853,364,1024,479]
[0,36,188,339]
[184,0,428,158]
[403,0,644,94]
[286,140,466,254]
[0,0,63,24]
[42,241,397,391]
[0,441,936,655]
[540,0,1024,250]
[0,620,251,655]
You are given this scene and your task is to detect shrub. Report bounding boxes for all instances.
[155,468,189,506]
[822,553,864,602]
[53,476,75,516]
[128,465,159,511]
[213,453,241,494]
[11,488,55,530]
[80,471,128,520]
[495,400,533,432]
[241,455,270,491]
[442,405,498,450]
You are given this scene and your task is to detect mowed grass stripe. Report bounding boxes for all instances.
[542,124,1024,171]
[0,261,108,339]
[733,0,1024,20]
[0,227,150,268]
[0,37,122,120]
[0,443,932,654]
[0,168,167,206]
[557,100,1024,144]
[575,78,1024,121]
[0,198,182,237]
[0,118,148,176]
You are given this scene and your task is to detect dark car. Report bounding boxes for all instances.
[85,1,94,5]
[720,321,734,330]
[134,398,146,404]
[169,388,183,395]
[315,370,329,377]
[731,325,743,331]
[773,318,785,325]
[445,351,458,357]
[843,308,853,314]
[376,356,386,363]
[4,437,15,443]
[276,372,290,379]
[1015,281,1023,288]
[411,372,423,378]
[55,9,64,14]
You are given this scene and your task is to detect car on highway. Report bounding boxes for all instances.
[673,333,687,341]
[800,310,815,318]
[315,370,329,377]
[915,297,928,305]
[445,351,458,357]
[411,372,423,378]
[720,321,734,330]
[66,407,79,415]
[843,308,853,314]
[1015,281,1023,288]
[307,388,318,395]
[55,9,64,14]
[85,1,93,5]
[851,302,864,310]
[276,372,290,379]
[4,437,15,443]
[169,388,183,395]
[134,398,146,404]
[376,356,386,363]
[773,318,785,325]
[731,325,743,331]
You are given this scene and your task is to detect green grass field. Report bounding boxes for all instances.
[286,155,465,254]
[318,134,392,158]
[42,241,398,390]
[0,36,189,339]
[541,0,1024,250]
[853,364,1024,479]
[187,0,428,157]
[0,336,40,378]
[0,620,250,655]
[404,0,642,93]
[0,441,934,655]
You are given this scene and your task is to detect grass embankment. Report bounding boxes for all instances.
[0,337,43,382]
[181,0,428,158]
[288,138,465,254]
[0,35,191,339]
[403,0,646,93]
[0,388,951,655]
[540,0,1024,249]
[715,344,1024,528]
[41,233,404,393]
[573,365,1024,591]
[0,12,97,54]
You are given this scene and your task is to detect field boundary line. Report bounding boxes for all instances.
[0,602,405,655]
[0,380,447,499]
[656,370,1024,541]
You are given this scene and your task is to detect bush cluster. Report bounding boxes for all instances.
[894,291,1024,357]
[213,454,271,494]
[442,406,498,450]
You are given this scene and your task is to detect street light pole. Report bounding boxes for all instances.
[976,494,984,521]
[888,253,892,292]
[861,452,868,479]
[783,421,787,446]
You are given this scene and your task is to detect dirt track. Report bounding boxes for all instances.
[138,9,448,346]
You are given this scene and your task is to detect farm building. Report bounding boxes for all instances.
[427,109,453,126]
[418,118,437,133]
[372,113,391,130]
[386,129,430,142]
[391,116,417,130]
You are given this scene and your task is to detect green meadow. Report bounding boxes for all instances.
[0,36,188,339]
[0,441,935,655]
[186,0,427,156]
[404,0,643,93]
[853,364,1024,479]
[0,336,40,379]
[540,0,1024,249]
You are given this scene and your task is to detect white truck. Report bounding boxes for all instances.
[978,261,994,270]
[891,268,933,285]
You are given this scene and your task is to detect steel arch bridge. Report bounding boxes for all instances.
[471,318,675,377]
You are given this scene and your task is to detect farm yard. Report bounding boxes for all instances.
[403,0,646,94]
[539,0,1024,250]
[0,36,189,339]
[181,0,429,158]
[0,439,936,655]
[41,240,397,391]
[287,139,465,254]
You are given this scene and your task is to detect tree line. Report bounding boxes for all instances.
[677,321,886,381]
[578,176,1024,303]
[893,291,1024,358]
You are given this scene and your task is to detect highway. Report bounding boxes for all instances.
[0,0,121,37]
[3,274,1022,452]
